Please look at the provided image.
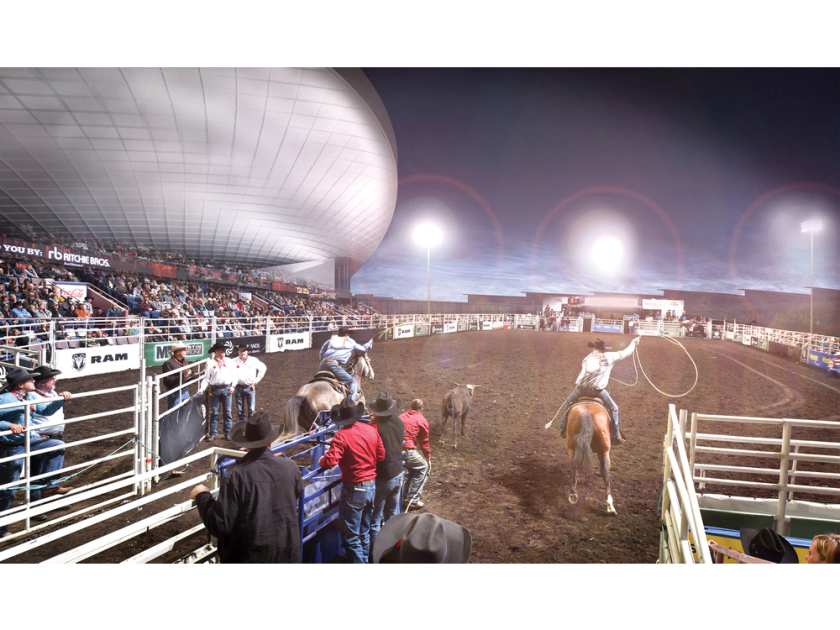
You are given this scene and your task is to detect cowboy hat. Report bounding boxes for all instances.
[170,342,188,353]
[337,326,349,337]
[1,366,35,391]
[330,399,365,424]
[30,365,62,381]
[229,411,281,449]
[588,338,611,352]
[740,527,799,564]
[369,392,397,417]
[372,513,472,563]
[235,344,250,353]
[208,341,227,354]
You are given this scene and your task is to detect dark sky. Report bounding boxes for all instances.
[353,69,840,301]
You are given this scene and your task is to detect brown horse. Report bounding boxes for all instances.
[565,399,617,515]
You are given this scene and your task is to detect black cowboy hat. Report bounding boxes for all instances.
[229,411,281,449]
[235,344,250,353]
[1,366,35,391]
[372,513,472,563]
[369,392,397,417]
[588,338,610,352]
[740,527,799,564]
[330,399,365,424]
[208,341,227,354]
[31,365,62,381]
[337,326,349,337]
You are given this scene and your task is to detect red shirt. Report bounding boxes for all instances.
[399,410,431,460]
[319,421,385,484]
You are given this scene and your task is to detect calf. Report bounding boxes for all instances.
[441,384,475,448]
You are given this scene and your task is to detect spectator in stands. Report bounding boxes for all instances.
[368,393,405,557]
[400,399,432,510]
[11,302,31,318]
[233,345,267,421]
[190,411,303,563]
[318,399,384,563]
[372,512,472,563]
[807,533,840,564]
[30,365,67,440]
[200,341,236,441]
[0,367,72,538]
[162,342,193,410]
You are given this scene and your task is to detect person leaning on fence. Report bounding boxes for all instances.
[399,398,432,510]
[199,341,235,441]
[318,398,384,563]
[162,342,193,410]
[233,344,267,421]
[0,367,72,538]
[30,365,66,440]
[190,411,303,563]
[807,533,840,564]
[368,392,405,558]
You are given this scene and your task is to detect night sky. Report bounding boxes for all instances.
[352,68,840,301]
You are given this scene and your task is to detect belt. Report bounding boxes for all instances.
[210,384,231,390]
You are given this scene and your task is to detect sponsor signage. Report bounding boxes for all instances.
[394,324,414,340]
[805,349,840,374]
[55,343,141,378]
[414,324,430,337]
[481,321,493,331]
[239,292,252,302]
[641,299,685,315]
[268,332,313,352]
[443,321,458,334]
[221,335,265,356]
[592,321,624,334]
[144,339,210,367]
[1,239,111,268]
[55,281,88,301]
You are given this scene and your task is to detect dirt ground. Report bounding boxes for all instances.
[3,329,840,563]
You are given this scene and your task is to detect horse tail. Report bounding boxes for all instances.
[573,411,594,468]
[285,395,309,436]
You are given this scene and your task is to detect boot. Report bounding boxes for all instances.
[612,428,626,444]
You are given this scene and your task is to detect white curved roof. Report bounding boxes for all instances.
[0,68,397,268]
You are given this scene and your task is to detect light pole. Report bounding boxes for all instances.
[801,218,823,336]
[412,222,443,319]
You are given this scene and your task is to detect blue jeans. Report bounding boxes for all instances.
[402,450,429,509]
[370,472,403,554]
[322,361,357,401]
[0,439,66,535]
[339,479,376,563]
[209,387,233,436]
[167,388,190,411]
[235,385,256,421]
[557,385,621,438]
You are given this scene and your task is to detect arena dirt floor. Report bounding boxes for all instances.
[4,329,840,563]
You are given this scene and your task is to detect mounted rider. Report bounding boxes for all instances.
[555,336,640,444]
[319,326,373,402]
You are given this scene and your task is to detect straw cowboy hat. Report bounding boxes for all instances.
[170,342,188,353]
[372,513,472,563]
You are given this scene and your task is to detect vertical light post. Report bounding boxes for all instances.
[801,218,823,336]
[412,222,444,319]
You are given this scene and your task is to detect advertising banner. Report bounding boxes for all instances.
[268,332,313,352]
[414,324,430,337]
[491,321,504,330]
[394,323,415,339]
[239,292,252,302]
[1,238,111,269]
[592,321,624,334]
[444,321,458,334]
[804,349,840,374]
[55,343,141,378]
[642,299,685,313]
[220,335,266,356]
[481,321,493,331]
[55,281,88,301]
[144,339,210,367]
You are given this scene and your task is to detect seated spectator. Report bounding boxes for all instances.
[807,534,840,564]
[372,513,472,563]
[10,302,32,319]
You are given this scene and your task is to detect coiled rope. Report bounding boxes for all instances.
[616,335,699,398]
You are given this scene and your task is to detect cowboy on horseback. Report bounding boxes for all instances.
[319,326,373,402]
[554,336,639,444]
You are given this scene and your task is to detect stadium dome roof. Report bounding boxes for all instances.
[0,68,397,269]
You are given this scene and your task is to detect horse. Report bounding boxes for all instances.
[282,353,375,437]
[565,399,617,515]
[440,383,475,448]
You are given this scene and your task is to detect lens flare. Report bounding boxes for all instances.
[590,236,624,274]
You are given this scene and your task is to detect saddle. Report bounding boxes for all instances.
[309,370,348,396]
[571,397,614,423]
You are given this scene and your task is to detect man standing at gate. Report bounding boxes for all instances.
[233,344,267,421]
[161,342,193,410]
[200,341,235,441]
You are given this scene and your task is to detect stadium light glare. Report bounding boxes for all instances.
[590,236,625,275]
[801,218,823,234]
[412,222,444,249]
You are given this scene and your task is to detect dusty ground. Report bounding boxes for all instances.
[3,329,840,563]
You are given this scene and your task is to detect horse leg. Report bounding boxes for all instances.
[568,454,579,504]
[460,410,468,437]
[453,414,459,449]
[600,452,616,515]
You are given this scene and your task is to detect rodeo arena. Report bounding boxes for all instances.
[0,66,839,571]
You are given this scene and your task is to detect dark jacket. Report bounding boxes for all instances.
[374,414,405,481]
[196,449,303,563]
[161,356,189,391]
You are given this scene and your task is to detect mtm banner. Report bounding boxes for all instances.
[144,339,210,367]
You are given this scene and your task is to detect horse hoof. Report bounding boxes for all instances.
[568,493,578,505]
[606,496,617,515]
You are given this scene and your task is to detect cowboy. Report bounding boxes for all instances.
[554,336,640,444]
[190,411,303,563]
[161,341,193,410]
[399,398,432,510]
[30,365,66,440]
[318,326,372,402]
[318,398,384,563]
[368,392,405,556]
[371,512,472,563]
[200,341,235,441]
[233,344,267,421]
[0,367,72,537]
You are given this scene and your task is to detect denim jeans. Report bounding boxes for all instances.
[167,388,190,411]
[322,361,357,401]
[370,472,403,554]
[402,449,429,509]
[235,385,256,421]
[209,387,233,436]
[557,385,621,438]
[0,438,66,535]
[339,479,376,563]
